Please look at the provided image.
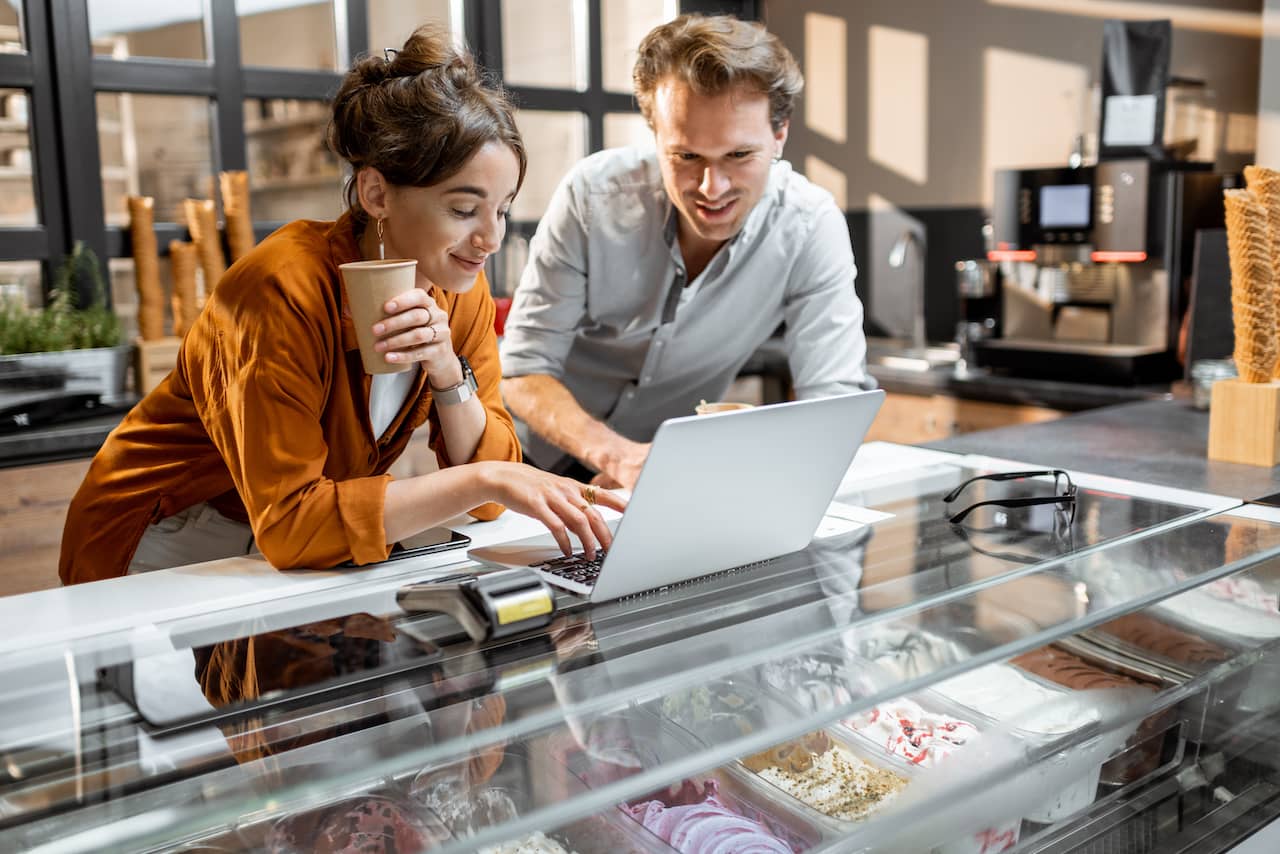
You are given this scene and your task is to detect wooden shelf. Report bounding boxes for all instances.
[251,173,342,192]
[0,165,32,179]
[0,117,27,132]
[245,114,328,136]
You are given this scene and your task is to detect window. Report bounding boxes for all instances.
[0,88,35,226]
[0,0,755,309]
[86,0,206,62]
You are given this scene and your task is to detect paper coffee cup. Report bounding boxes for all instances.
[695,400,755,415]
[339,259,418,374]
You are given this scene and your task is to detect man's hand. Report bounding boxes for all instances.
[597,436,650,491]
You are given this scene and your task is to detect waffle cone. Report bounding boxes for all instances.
[1224,188,1277,383]
[127,195,165,341]
[220,171,256,262]
[1245,166,1280,378]
[183,198,226,298]
[168,240,200,338]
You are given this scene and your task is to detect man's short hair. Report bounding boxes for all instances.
[633,14,803,133]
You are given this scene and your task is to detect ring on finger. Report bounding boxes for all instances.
[582,484,597,505]
[429,326,439,344]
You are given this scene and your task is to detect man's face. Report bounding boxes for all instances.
[650,78,787,249]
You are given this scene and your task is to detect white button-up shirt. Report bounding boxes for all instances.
[500,147,870,470]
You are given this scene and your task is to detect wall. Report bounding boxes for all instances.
[1260,0,1280,165]
[765,0,1263,341]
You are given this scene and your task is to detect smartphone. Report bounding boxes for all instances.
[341,527,471,567]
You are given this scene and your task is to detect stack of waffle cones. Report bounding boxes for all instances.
[1244,166,1280,379]
[1224,181,1277,383]
[128,174,260,343]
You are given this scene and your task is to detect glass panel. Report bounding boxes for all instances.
[368,0,458,56]
[0,0,24,53]
[501,0,586,91]
[511,110,586,222]
[0,260,42,314]
[601,0,675,93]
[0,88,36,226]
[238,0,337,71]
[97,93,214,226]
[86,0,205,61]
[603,111,651,151]
[244,98,345,222]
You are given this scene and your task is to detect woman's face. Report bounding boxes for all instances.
[375,141,520,294]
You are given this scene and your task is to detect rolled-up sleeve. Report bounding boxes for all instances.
[429,278,521,522]
[782,200,872,398]
[196,279,392,570]
[499,168,589,379]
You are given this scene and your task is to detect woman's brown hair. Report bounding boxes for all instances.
[633,14,803,132]
[328,25,526,221]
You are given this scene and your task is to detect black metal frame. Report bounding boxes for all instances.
[1,0,756,306]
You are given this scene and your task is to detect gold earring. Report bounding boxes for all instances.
[376,217,386,260]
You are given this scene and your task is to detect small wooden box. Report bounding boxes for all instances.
[1207,378,1280,467]
[134,336,182,394]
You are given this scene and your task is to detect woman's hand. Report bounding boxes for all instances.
[479,462,628,559]
[371,288,460,386]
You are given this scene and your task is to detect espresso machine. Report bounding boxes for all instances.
[969,160,1230,384]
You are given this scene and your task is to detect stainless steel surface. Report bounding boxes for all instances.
[889,228,930,361]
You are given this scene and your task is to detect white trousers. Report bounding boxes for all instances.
[127,502,257,575]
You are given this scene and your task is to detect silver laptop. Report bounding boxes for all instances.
[468,389,884,603]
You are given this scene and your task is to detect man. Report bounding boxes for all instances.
[500,14,870,489]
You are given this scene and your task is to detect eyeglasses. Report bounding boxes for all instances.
[942,469,1078,526]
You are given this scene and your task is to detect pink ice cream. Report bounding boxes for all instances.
[624,780,795,854]
[845,699,978,766]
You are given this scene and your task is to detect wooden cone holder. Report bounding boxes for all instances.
[1208,378,1280,466]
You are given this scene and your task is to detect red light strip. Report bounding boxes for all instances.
[1090,251,1148,263]
[987,249,1037,262]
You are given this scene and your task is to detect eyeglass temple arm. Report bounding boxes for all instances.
[946,493,1077,525]
[942,469,1069,503]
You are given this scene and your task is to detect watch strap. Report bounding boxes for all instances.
[432,356,478,407]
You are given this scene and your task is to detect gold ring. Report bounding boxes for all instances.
[429,326,439,344]
[582,485,597,505]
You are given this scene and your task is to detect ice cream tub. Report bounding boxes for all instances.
[932,663,1110,824]
[544,712,827,853]
[733,725,912,834]
[408,750,596,853]
[657,676,782,746]
[834,691,1022,854]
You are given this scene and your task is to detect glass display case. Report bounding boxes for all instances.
[2,460,1279,853]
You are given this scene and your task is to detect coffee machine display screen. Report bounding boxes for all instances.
[1039,184,1092,228]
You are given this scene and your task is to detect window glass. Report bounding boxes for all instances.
[368,0,459,57]
[0,261,43,314]
[511,110,586,222]
[97,93,214,226]
[602,0,675,93]
[86,0,206,61]
[239,0,337,71]
[604,111,652,151]
[244,98,345,222]
[0,88,36,226]
[0,0,24,53]
[501,0,586,91]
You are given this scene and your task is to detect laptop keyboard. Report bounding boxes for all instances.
[531,551,607,586]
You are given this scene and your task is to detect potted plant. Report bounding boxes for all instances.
[0,241,132,403]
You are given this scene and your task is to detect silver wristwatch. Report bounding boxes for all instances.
[432,355,478,406]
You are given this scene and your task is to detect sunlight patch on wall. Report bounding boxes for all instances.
[804,155,847,210]
[983,47,1089,207]
[803,12,846,144]
[868,25,928,186]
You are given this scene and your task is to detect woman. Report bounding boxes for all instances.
[59,26,623,585]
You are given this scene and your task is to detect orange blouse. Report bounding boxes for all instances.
[59,213,520,585]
